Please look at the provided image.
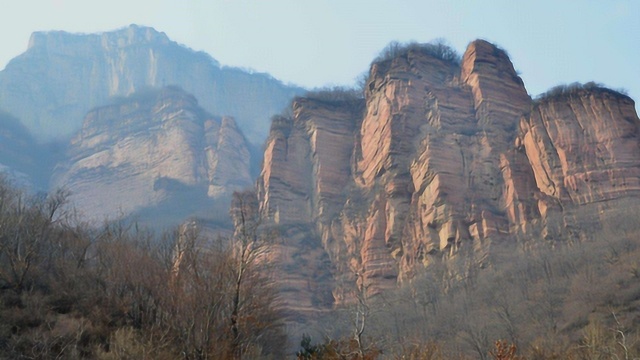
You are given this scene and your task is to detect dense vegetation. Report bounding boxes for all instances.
[1,176,640,359]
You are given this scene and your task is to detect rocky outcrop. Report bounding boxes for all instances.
[253,40,640,311]
[256,95,362,311]
[520,88,640,206]
[0,24,302,143]
[52,86,252,223]
[512,86,640,240]
[259,97,361,224]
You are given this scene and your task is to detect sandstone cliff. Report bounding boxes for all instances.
[256,94,362,311]
[0,24,302,143]
[253,40,640,311]
[52,86,252,223]
[512,85,640,240]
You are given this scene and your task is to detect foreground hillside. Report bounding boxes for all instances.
[0,179,286,359]
[1,176,640,359]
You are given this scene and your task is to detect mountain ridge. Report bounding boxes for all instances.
[249,39,640,315]
[0,24,303,144]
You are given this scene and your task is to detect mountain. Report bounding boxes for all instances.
[0,111,59,189]
[52,86,252,225]
[250,40,640,315]
[0,27,639,357]
[0,24,303,144]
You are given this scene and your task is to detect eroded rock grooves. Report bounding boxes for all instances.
[253,40,640,316]
[53,86,252,222]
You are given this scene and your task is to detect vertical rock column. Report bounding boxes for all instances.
[356,51,461,290]
[461,40,533,237]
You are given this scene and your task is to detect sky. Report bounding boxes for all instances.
[1,0,639,108]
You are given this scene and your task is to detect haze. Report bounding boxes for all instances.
[2,2,640,358]
[1,0,638,108]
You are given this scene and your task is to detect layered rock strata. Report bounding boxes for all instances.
[257,96,362,311]
[253,40,640,311]
[53,86,252,222]
[514,87,640,240]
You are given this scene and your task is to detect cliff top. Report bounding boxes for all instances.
[29,24,168,47]
[25,24,220,67]
[535,82,633,105]
[371,40,461,66]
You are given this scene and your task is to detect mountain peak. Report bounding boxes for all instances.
[252,38,640,314]
[3,26,301,143]
[101,24,171,48]
[27,24,171,51]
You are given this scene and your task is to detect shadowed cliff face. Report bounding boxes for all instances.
[52,86,252,224]
[0,25,302,144]
[254,39,640,312]
[0,112,50,188]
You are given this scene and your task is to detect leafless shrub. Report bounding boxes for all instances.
[535,82,630,103]
[0,179,286,359]
[303,86,364,104]
[372,39,461,65]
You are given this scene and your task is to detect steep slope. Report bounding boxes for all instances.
[253,40,640,312]
[52,86,252,223]
[0,111,45,188]
[256,94,362,313]
[512,85,640,240]
[521,86,640,206]
[0,24,302,143]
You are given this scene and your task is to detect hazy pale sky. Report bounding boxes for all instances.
[1,0,639,106]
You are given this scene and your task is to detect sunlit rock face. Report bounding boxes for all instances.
[256,96,362,312]
[52,86,252,222]
[519,89,640,206]
[253,39,640,312]
[0,24,302,143]
[513,87,640,241]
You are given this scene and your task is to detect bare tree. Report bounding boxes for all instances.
[229,190,282,359]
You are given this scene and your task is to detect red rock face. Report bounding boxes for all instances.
[258,98,360,225]
[521,90,640,206]
[256,97,362,311]
[259,114,313,224]
[254,40,640,310]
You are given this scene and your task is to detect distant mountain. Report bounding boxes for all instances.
[0,111,57,189]
[0,24,303,144]
[52,86,252,225]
